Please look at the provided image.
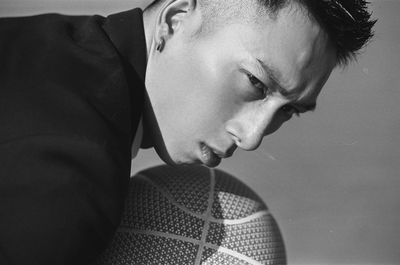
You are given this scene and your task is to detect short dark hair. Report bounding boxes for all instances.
[292,0,377,65]
[145,0,376,66]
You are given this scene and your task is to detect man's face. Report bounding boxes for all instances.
[144,4,336,167]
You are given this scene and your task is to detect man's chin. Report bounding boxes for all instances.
[158,154,218,168]
[154,147,221,168]
[154,150,189,167]
[161,157,201,167]
[164,160,221,168]
[200,158,221,168]
[169,157,221,168]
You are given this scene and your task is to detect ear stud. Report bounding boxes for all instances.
[156,38,165,52]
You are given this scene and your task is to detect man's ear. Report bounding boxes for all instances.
[154,0,197,48]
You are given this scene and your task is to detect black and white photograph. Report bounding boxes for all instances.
[0,0,397,264]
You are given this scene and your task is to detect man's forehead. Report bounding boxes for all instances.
[203,1,336,104]
[236,6,336,107]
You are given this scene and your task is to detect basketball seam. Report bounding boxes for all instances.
[135,173,270,225]
[212,210,270,225]
[210,246,266,265]
[117,228,202,248]
[130,171,279,265]
[194,168,215,265]
[116,228,266,265]
[135,173,208,219]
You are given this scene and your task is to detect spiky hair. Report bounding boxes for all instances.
[292,0,377,65]
[145,0,377,66]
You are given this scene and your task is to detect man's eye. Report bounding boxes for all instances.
[281,105,300,117]
[247,73,269,98]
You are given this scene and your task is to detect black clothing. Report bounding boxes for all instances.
[0,8,147,265]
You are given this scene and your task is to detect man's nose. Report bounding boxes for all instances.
[226,110,278,151]
[237,123,265,151]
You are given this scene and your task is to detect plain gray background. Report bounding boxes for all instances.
[1,0,398,264]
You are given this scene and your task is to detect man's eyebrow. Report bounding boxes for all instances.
[255,59,319,113]
[256,59,299,99]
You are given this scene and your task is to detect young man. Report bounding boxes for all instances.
[0,0,375,264]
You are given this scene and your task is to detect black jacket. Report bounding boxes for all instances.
[0,8,147,265]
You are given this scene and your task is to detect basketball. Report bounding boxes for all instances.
[97,165,286,265]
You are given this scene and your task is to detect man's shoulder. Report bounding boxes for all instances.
[0,10,145,146]
[0,12,99,28]
[0,13,108,51]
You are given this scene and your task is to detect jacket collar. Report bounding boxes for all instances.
[101,8,147,144]
[102,8,147,83]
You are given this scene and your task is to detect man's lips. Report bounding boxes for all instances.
[200,143,221,167]
[200,143,237,167]
[213,145,237,159]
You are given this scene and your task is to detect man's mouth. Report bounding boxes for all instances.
[200,143,221,167]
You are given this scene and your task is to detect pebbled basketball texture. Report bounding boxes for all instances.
[97,165,286,265]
